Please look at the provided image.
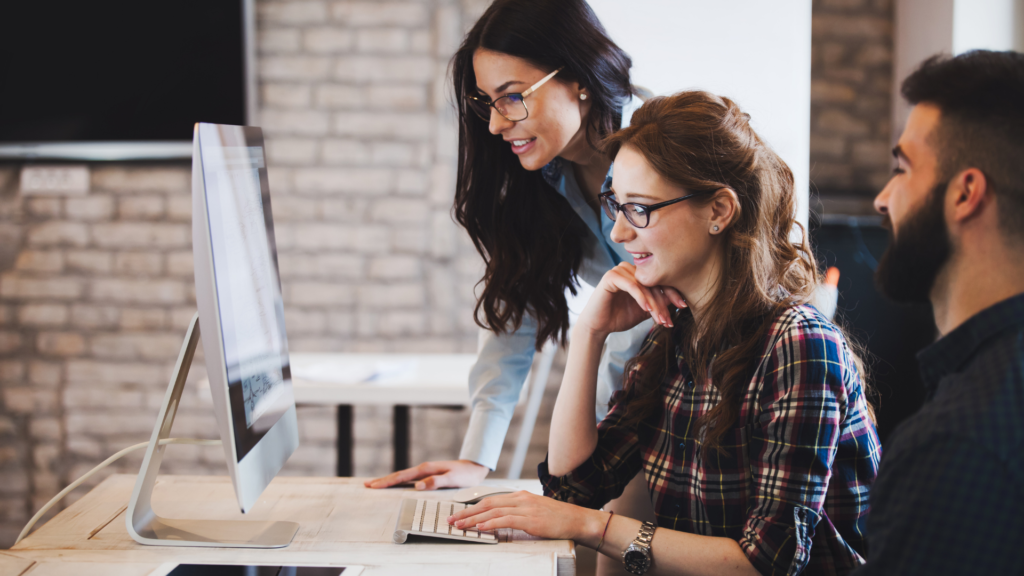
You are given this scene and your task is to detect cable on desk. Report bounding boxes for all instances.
[14,437,222,546]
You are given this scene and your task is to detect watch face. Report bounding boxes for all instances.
[624,550,651,574]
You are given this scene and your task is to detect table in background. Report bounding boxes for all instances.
[5,474,575,576]
[289,353,477,476]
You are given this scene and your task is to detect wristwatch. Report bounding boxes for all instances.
[622,521,656,575]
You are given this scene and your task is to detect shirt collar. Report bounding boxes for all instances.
[917,292,1024,392]
[541,157,565,188]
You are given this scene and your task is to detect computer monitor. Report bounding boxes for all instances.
[192,122,299,513]
[126,122,299,548]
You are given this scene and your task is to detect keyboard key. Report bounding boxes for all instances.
[413,499,425,532]
[422,500,438,533]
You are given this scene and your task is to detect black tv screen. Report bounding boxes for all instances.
[0,0,249,159]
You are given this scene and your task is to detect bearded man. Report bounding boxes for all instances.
[854,50,1024,575]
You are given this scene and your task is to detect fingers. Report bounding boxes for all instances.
[611,263,689,325]
[647,287,674,327]
[450,506,505,528]
[447,491,527,524]
[365,461,442,489]
[606,266,657,313]
[451,505,525,530]
[663,286,687,308]
[365,471,406,489]
[448,492,546,534]
[415,472,457,490]
[446,500,485,525]
[448,505,474,523]
[474,514,527,532]
[367,460,489,490]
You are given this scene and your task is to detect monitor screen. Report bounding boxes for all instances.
[0,1,246,144]
[198,123,293,462]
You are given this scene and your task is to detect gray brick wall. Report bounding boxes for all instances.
[0,0,896,548]
[811,0,894,208]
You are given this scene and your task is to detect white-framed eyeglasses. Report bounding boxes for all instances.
[466,67,564,122]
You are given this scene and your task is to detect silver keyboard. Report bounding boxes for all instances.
[392,499,498,544]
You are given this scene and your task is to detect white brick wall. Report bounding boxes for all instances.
[0,0,501,548]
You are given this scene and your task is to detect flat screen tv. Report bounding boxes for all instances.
[0,0,254,161]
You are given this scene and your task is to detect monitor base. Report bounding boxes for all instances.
[125,312,299,548]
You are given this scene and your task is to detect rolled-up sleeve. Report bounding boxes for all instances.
[539,392,644,509]
[740,314,851,576]
[458,316,538,470]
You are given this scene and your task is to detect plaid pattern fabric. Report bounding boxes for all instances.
[541,305,881,576]
[853,293,1024,576]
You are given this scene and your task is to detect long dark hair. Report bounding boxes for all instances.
[452,0,634,348]
[604,92,866,451]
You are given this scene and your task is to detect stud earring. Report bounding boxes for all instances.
[579,93,587,100]
[712,225,720,232]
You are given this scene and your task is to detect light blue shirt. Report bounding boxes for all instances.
[459,97,651,469]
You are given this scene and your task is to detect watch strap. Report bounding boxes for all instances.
[635,521,655,546]
[622,521,657,575]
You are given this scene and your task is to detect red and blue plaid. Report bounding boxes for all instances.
[540,305,881,576]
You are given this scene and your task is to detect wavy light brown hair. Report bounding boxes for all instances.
[604,91,838,451]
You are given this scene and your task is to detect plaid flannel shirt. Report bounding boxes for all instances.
[541,305,881,576]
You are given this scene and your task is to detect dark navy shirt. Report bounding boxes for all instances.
[854,293,1024,575]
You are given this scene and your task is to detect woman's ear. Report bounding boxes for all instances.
[708,188,739,234]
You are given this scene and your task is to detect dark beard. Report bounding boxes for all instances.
[874,181,952,303]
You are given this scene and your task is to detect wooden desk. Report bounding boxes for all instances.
[288,353,477,476]
[7,474,575,576]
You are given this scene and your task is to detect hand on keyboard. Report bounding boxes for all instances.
[365,459,489,490]
[393,498,498,544]
[447,491,608,545]
[413,499,497,542]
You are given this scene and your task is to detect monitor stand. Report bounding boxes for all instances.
[126,312,299,548]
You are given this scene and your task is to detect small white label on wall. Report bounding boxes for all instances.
[20,165,90,195]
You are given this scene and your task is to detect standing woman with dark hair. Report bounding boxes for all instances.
[366,0,660,502]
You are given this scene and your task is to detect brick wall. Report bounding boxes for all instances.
[0,0,896,548]
[811,0,894,214]
[0,0,500,547]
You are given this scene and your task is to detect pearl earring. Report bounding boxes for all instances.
[712,225,719,232]
[579,93,587,100]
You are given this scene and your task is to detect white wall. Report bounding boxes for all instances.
[893,0,1024,143]
[892,0,954,145]
[953,0,1018,55]
[588,0,812,228]
[1018,1,1024,49]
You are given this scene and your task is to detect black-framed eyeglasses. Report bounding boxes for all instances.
[466,67,564,122]
[599,190,712,228]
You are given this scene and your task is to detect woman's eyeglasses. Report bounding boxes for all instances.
[466,67,564,122]
[599,190,712,228]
